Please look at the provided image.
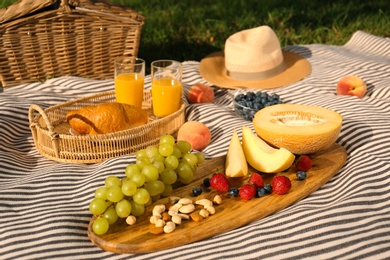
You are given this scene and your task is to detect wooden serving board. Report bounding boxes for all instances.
[88,143,347,254]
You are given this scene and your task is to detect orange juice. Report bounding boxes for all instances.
[114,73,144,108]
[152,78,182,118]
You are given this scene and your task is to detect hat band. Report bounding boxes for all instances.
[226,61,285,81]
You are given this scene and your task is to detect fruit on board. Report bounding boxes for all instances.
[210,173,230,191]
[253,104,342,155]
[177,121,211,151]
[248,172,264,188]
[241,126,295,173]
[239,184,256,200]
[336,75,367,98]
[271,176,292,195]
[225,129,248,178]
[187,83,215,104]
[295,155,312,171]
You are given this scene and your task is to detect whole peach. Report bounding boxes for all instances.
[187,83,214,104]
[336,75,367,98]
[177,121,211,151]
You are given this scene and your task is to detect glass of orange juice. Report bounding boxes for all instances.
[114,57,145,109]
[151,60,183,118]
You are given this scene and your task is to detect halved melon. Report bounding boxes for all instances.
[253,104,342,154]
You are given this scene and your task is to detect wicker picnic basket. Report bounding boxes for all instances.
[28,90,186,163]
[0,0,144,87]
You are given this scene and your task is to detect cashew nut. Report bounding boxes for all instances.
[163,221,176,233]
[169,196,181,204]
[213,195,222,205]
[152,204,166,217]
[171,214,189,225]
[196,199,213,209]
[206,206,216,215]
[199,208,210,218]
[168,203,183,216]
[155,218,165,228]
[126,215,137,225]
[150,215,160,224]
[179,203,195,214]
[177,198,193,205]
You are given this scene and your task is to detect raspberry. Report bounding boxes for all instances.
[248,172,264,188]
[271,176,292,195]
[295,155,312,171]
[239,184,256,200]
[210,173,230,191]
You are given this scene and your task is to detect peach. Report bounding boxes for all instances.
[187,83,214,104]
[177,121,211,151]
[336,75,367,98]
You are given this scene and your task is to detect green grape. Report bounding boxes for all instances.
[153,160,165,173]
[94,187,107,200]
[89,198,108,215]
[176,161,194,180]
[159,143,174,157]
[128,172,145,187]
[152,153,165,163]
[130,200,145,217]
[190,164,197,174]
[136,157,151,169]
[151,194,161,202]
[133,188,150,205]
[125,164,141,178]
[92,217,110,235]
[194,152,205,164]
[165,155,179,170]
[159,134,175,146]
[115,199,132,218]
[179,175,193,184]
[106,185,124,203]
[105,176,121,188]
[177,140,191,154]
[172,146,182,159]
[135,149,147,159]
[141,164,159,182]
[161,183,173,197]
[145,145,159,158]
[121,180,137,196]
[160,168,177,185]
[103,206,118,225]
[144,180,165,196]
[182,153,198,166]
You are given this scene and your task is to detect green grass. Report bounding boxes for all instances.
[1,0,389,69]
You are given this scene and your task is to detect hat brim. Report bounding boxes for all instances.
[199,51,311,89]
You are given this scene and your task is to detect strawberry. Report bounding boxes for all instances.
[239,184,256,200]
[271,176,291,195]
[210,173,230,191]
[248,172,264,188]
[295,155,312,171]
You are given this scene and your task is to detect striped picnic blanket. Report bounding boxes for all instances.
[1,30,389,259]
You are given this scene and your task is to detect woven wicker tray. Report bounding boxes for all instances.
[28,90,186,164]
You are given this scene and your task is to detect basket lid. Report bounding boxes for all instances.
[0,0,144,25]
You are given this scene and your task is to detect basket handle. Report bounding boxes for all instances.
[28,104,61,159]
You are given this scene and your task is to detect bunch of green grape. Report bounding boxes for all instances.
[89,134,205,235]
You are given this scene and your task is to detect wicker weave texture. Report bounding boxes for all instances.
[29,90,186,164]
[0,0,144,87]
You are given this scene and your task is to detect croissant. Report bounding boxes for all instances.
[66,102,148,135]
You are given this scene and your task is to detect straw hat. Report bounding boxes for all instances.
[199,26,311,89]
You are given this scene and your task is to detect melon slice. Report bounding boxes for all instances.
[253,104,342,154]
[241,126,295,173]
[225,129,248,178]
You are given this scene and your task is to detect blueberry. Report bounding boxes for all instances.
[296,171,307,180]
[192,187,203,196]
[256,187,267,197]
[228,187,239,197]
[263,184,272,193]
[203,178,211,188]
